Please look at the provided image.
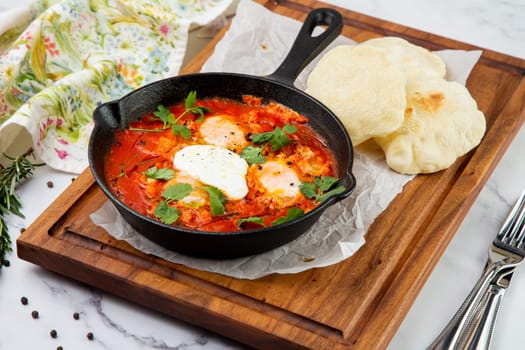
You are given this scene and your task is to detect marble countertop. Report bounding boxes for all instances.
[1,0,524,349]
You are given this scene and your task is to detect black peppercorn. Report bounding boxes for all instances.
[50,329,58,338]
[31,310,39,319]
[73,312,80,320]
[2,259,10,267]
[20,296,28,305]
[57,346,63,350]
[86,332,94,340]
[46,181,54,188]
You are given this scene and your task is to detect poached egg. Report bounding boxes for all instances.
[199,115,248,150]
[256,160,300,200]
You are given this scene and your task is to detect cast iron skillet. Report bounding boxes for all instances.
[89,8,357,259]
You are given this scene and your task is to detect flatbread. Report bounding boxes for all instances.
[306,44,406,146]
[306,38,485,174]
[360,36,447,81]
[374,79,486,174]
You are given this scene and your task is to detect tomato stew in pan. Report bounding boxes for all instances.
[105,93,344,232]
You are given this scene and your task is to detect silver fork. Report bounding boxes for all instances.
[463,267,515,349]
[428,189,525,350]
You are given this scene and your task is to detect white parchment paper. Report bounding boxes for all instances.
[90,0,482,280]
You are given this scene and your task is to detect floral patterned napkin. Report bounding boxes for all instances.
[0,0,232,173]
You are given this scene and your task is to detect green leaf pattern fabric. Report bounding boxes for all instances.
[0,0,231,173]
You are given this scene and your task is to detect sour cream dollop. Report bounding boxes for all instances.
[173,145,249,200]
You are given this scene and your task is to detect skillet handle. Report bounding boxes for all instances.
[338,172,357,201]
[266,8,343,85]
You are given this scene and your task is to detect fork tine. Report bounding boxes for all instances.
[509,198,525,246]
[515,213,525,249]
[498,190,525,244]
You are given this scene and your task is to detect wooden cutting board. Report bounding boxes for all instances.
[17,1,525,349]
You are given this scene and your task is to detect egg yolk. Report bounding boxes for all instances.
[198,115,248,150]
[256,160,300,200]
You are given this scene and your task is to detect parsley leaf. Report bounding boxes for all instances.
[191,106,211,121]
[162,183,193,201]
[251,131,273,144]
[300,176,345,203]
[317,186,347,203]
[283,124,298,134]
[251,124,297,151]
[131,91,210,137]
[144,166,175,180]
[185,90,197,110]
[184,90,211,122]
[315,176,339,192]
[298,182,317,199]
[172,123,191,139]
[240,146,266,164]
[154,200,179,224]
[202,186,226,216]
[271,207,304,226]
[153,105,175,128]
[238,217,265,227]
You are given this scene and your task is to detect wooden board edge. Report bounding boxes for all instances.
[17,230,358,350]
[15,168,95,246]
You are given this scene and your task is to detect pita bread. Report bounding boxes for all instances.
[374,79,486,174]
[360,37,447,81]
[306,44,406,146]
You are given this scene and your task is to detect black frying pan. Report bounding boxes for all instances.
[89,8,356,259]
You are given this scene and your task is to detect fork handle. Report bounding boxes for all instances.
[462,283,506,350]
[427,266,498,350]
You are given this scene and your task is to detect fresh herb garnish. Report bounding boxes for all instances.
[0,150,43,264]
[130,91,210,138]
[251,124,297,151]
[202,186,226,216]
[240,146,266,165]
[144,166,175,180]
[271,207,304,226]
[184,90,210,121]
[162,183,193,201]
[154,183,228,223]
[154,200,179,224]
[300,176,346,203]
[171,123,192,139]
[154,183,193,224]
[240,124,297,164]
[153,105,175,128]
[238,216,265,227]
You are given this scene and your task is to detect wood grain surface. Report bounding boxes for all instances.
[17,1,525,349]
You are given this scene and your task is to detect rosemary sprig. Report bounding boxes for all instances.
[0,150,43,264]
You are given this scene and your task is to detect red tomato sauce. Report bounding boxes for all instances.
[105,95,339,232]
